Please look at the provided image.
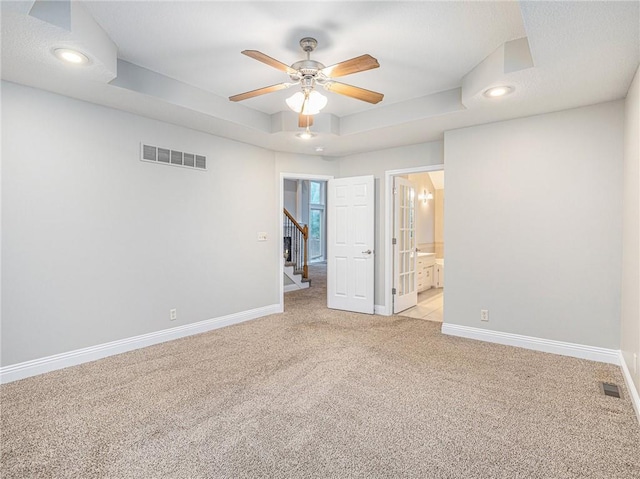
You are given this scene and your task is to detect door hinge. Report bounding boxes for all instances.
[393,187,397,195]
[392,288,397,295]
[392,237,397,245]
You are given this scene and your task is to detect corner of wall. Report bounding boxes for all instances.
[620,63,640,404]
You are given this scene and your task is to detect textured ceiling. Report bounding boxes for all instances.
[2,1,639,157]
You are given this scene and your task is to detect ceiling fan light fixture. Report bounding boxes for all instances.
[305,90,327,114]
[285,91,306,112]
[286,90,327,115]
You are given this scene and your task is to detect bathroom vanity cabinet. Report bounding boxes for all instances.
[417,253,436,292]
[435,262,444,288]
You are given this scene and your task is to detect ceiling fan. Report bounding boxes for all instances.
[229,37,384,128]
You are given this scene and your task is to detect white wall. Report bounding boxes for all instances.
[408,172,436,249]
[444,101,624,349]
[283,179,298,217]
[434,188,444,259]
[275,152,338,178]
[300,181,310,225]
[621,64,640,397]
[3,78,631,374]
[337,142,444,307]
[1,82,279,366]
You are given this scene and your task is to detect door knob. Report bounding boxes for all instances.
[362,249,373,255]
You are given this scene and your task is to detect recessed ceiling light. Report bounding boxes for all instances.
[53,48,90,65]
[315,146,324,152]
[296,128,316,140]
[484,86,514,98]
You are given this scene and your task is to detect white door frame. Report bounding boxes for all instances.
[278,172,334,312]
[383,164,444,316]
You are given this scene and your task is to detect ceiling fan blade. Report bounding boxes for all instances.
[298,113,314,128]
[325,82,384,104]
[229,83,290,102]
[320,54,380,78]
[242,50,297,75]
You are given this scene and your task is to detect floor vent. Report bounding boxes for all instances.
[141,144,207,171]
[601,382,621,398]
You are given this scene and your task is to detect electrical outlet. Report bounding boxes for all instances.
[170,308,177,321]
[480,309,489,322]
[257,232,267,241]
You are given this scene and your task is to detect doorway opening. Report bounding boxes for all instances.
[384,165,445,320]
[279,173,333,312]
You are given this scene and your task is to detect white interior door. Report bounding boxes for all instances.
[393,177,417,313]
[327,175,375,314]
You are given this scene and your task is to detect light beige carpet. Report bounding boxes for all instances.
[1,263,639,478]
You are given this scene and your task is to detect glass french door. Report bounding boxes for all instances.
[393,177,417,313]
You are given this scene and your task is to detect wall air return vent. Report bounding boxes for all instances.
[170,150,183,166]
[158,148,170,164]
[140,143,207,171]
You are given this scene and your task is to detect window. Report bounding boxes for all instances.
[310,181,322,204]
[309,181,326,261]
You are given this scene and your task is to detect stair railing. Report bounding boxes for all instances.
[283,208,308,279]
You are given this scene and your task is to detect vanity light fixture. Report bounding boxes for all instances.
[53,48,90,65]
[418,189,433,204]
[483,85,514,98]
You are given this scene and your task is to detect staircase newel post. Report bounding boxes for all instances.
[303,224,309,280]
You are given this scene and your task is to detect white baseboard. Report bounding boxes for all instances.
[441,323,620,365]
[0,304,280,384]
[619,352,640,425]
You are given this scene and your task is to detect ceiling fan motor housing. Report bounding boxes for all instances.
[289,38,327,84]
[289,59,326,82]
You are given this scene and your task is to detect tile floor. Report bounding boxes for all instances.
[398,288,443,322]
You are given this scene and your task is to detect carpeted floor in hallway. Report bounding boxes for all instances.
[1,263,639,478]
